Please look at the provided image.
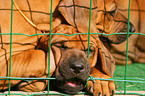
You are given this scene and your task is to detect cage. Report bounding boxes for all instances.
[0,0,145,96]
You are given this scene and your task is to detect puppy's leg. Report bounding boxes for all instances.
[0,49,56,91]
[87,68,115,96]
[17,77,47,92]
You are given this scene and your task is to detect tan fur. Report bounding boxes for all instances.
[38,25,116,95]
[0,0,59,91]
[0,0,61,61]
[0,22,115,95]
[0,0,140,95]
[107,0,145,64]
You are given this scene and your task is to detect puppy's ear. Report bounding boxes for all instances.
[96,40,115,77]
[36,35,50,51]
[58,0,97,33]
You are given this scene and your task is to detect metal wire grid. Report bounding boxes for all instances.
[0,0,145,95]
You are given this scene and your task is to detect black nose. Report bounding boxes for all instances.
[70,62,84,73]
[125,23,135,32]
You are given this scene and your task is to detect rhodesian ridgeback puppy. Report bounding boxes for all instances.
[106,0,145,64]
[0,0,137,96]
[0,24,116,96]
[0,0,58,93]
[58,0,135,44]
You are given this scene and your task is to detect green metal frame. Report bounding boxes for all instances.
[0,0,145,95]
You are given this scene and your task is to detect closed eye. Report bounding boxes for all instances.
[84,48,94,55]
[52,41,68,50]
[108,9,116,17]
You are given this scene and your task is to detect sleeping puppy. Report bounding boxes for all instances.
[37,25,116,95]
[0,0,115,95]
[106,0,145,64]
[59,0,145,65]
[0,25,115,96]
[58,0,135,44]
[0,0,137,96]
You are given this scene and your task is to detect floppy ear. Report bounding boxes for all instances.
[58,0,97,33]
[96,39,115,77]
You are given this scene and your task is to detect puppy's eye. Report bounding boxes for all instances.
[109,9,116,17]
[84,48,94,55]
[60,45,68,50]
[53,43,68,50]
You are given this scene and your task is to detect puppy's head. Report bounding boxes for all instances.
[38,25,114,94]
[50,25,98,94]
[95,0,136,44]
[58,0,135,44]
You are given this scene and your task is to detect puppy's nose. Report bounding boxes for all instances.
[125,23,135,32]
[70,63,84,73]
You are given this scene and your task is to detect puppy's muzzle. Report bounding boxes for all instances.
[55,49,90,94]
[58,49,90,80]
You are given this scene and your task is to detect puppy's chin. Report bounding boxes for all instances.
[57,78,86,94]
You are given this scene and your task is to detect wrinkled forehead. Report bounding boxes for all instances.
[51,25,97,48]
[52,34,97,49]
[97,0,116,11]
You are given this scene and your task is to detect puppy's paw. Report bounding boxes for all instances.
[18,80,47,92]
[87,79,115,96]
[86,69,115,96]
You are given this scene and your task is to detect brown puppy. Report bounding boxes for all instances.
[0,0,58,92]
[106,0,145,64]
[0,0,136,96]
[36,25,116,95]
[0,24,115,95]
[58,0,135,44]
[0,0,114,95]
[0,0,59,91]
[0,0,60,92]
